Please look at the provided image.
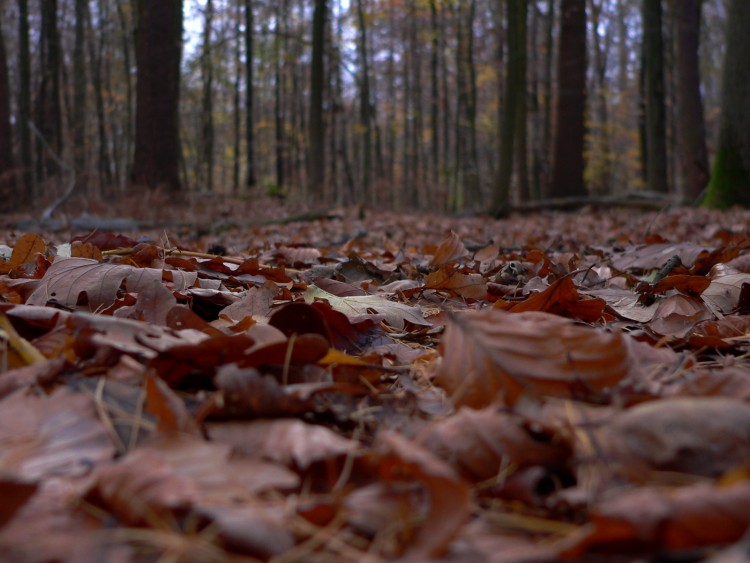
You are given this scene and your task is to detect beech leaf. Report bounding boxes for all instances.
[434,309,634,407]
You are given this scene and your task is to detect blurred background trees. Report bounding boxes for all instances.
[0,0,740,212]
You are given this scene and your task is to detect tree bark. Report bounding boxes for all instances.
[114,0,134,185]
[703,0,750,208]
[36,0,63,180]
[356,0,373,197]
[549,0,587,198]
[131,0,183,192]
[73,0,87,194]
[0,20,15,209]
[308,0,328,199]
[200,0,215,192]
[17,0,33,203]
[244,0,257,189]
[674,0,708,202]
[642,0,668,193]
[456,0,481,209]
[429,0,440,184]
[492,0,527,215]
[88,1,114,189]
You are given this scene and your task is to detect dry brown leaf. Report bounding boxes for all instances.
[371,431,471,559]
[430,230,469,266]
[0,233,47,274]
[0,388,116,480]
[590,398,750,480]
[419,406,569,482]
[206,418,356,470]
[560,480,750,557]
[26,258,181,311]
[424,265,487,300]
[648,293,713,337]
[508,276,608,322]
[434,309,635,407]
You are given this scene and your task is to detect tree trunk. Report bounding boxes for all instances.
[674,0,708,202]
[37,0,63,180]
[17,0,33,203]
[429,0,440,185]
[549,0,587,198]
[703,0,750,208]
[492,0,527,214]
[642,0,668,193]
[356,0,373,197]
[88,1,114,189]
[245,0,257,189]
[308,0,328,199]
[274,6,285,193]
[73,0,87,194]
[114,0,134,186]
[131,0,183,192]
[200,0,215,192]
[0,20,15,209]
[589,0,612,194]
[456,0,481,209]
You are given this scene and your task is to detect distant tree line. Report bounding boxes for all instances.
[0,0,747,213]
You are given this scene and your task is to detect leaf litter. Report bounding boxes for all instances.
[3,206,750,561]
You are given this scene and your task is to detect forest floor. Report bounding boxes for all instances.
[2,200,750,561]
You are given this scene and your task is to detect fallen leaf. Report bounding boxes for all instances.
[434,309,634,407]
[430,231,469,266]
[424,265,487,300]
[305,285,430,330]
[419,406,569,482]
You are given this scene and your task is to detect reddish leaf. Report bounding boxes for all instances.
[589,398,750,479]
[0,476,37,528]
[269,301,332,343]
[435,309,634,407]
[420,407,569,482]
[424,265,487,300]
[561,481,750,557]
[507,276,608,322]
[368,431,471,559]
[430,230,469,266]
[0,233,47,274]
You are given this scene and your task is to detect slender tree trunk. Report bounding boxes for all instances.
[356,0,373,198]
[131,0,183,192]
[200,0,215,192]
[0,21,15,209]
[73,0,87,194]
[429,0,440,185]
[549,0,587,198]
[245,0,257,189]
[88,2,114,189]
[114,0,134,185]
[17,0,33,202]
[642,0,668,193]
[308,0,328,199]
[456,0,481,209]
[542,0,554,190]
[674,0,708,201]
[274,9,285,192]
[232,1,241,193]
[37,0,63,180]
[589,0,612,194]
[409,0,423,208]
[492,0,527,214]
[703,0,750,208]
